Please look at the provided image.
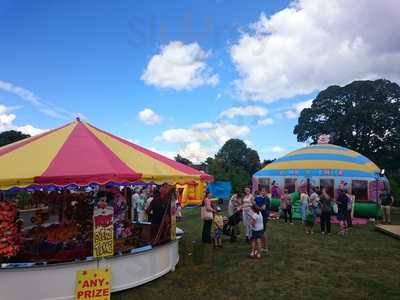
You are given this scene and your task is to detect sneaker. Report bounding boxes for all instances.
[321,231,325,235]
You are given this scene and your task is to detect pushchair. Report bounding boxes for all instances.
[222,211,241,242]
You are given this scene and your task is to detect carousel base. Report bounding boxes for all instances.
[0,238,180,300]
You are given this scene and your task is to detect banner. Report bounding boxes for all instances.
[93,207,114,258]
[75,267,111,300]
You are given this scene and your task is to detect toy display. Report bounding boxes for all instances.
[0,201,20,258]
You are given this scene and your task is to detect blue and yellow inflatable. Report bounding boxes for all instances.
[253,144,388,217]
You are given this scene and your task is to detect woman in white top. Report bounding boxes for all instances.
[241,187,255,242]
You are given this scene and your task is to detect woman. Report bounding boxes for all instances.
[280,189,293,224]
[241,188,255,242]
[201,192,215,244]
[228,193,242,240]
[336,189,349,234]
[300,190,313,234]
[319,188,332,234]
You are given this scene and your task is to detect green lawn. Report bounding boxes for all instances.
[113,208,400,300]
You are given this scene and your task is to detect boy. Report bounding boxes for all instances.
[213,206,224,248]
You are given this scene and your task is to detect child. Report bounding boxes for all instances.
[176,201,182,221]
[213,206,224,248]
[249,205,264,259]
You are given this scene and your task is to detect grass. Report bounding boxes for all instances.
[113,208,400,300]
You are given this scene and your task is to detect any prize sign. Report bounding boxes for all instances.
[75,267,111,300]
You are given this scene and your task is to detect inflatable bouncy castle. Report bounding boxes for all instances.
[176,181,207,207]
[253,137,388,218]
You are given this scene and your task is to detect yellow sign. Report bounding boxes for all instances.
[171,194,176,241]
[93,207,114,258]
[75,267,111,300]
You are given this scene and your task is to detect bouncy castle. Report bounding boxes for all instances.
[176,181,207,207]
[253,136,388,218]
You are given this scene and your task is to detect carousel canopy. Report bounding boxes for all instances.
[254,144,380,179]
[0,119,212,189]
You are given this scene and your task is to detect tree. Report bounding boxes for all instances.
[206,139,261,193]
[0,130,30,147]
[294,79,400,171]
[174,154,193,166]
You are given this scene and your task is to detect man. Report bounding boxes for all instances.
[380,191,394,224]
[255,188,270,252]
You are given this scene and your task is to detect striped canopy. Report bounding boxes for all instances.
[254,144,380,179]
[0,119,212,190]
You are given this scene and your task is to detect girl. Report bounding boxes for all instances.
[280,189,293,224]
[201,192,215,244]
[249,205,264,259]
[300,190,313,234]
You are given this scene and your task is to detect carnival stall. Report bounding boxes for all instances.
[0,118,212,300]
[253,136,388,218]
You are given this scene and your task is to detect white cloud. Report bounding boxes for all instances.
[138,108,162,125]
[257,118,274,126]
[219,105,267,119]
[216,93,222,99]
[156,122,250,146]
[269,146,286,153]
[178,142,212,163]
[0,104,46,136]
[230,0,400,102]
[141,41,219,90]
[0,80,84,120]
[148,147,176,159]
[285,99,313,119]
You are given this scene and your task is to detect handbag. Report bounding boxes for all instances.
[201,206,213,220]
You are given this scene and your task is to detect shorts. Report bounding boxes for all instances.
[215,228,222,239]
[251,230,264,240]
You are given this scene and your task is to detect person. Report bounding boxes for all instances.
[319,188,332,234]
[380,191,395,224]
[213,206,224,248]
[280,189,293,224]
[300,190,311,233]
[271,181,280,198]
[241,188,255,242]
[201,192,215,244]
[249,205,264,259]
[228,192,242,240]
[131,188,140,221]
[176,200,182,221]
[346,190,353,227]
[144,189,154,222]
[336,189,349,234]
[255,188,270,252]
[136,191,146,223]
[310,187,320,215]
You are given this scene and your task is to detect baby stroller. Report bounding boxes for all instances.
[223,211,241,242]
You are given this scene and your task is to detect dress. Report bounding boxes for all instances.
[336,193,348,221]
[242,194,254,238]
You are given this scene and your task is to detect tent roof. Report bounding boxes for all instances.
[0,119,212,189]
[254,144,380,179]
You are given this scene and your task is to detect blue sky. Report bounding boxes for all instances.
[1,0,398,162]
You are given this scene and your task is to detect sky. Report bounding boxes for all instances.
[1,0,400,163]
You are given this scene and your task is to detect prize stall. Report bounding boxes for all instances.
[0,118,212,300]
